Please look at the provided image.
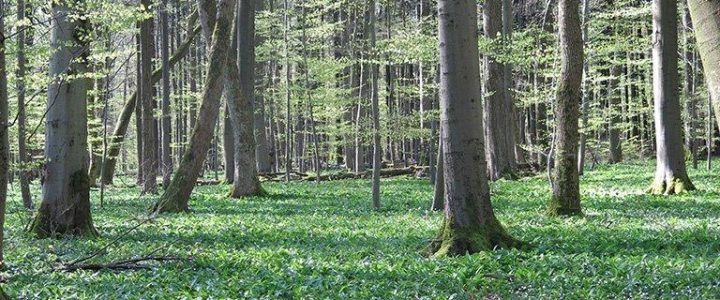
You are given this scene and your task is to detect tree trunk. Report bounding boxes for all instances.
[608,51,623,164]
[688,0,720,132]
[223,106,234,183]
[0,0,9,259]
[648,0,696,195]
[369,0,381,210]
[30,0,98,237]
[428,0,522,257]
[577,0,590,175]
[254,0,271,174]
[140,0,158,194]
[547,0,583,216]
[431,135,443,211]
[682,3,698,170]
[226,0,263,197]
[99,13,199,185]
[152,0,236,213]
[483,0,517,181]
[284,0,293,181]
[15,0,33,209]
[160,0,173,188]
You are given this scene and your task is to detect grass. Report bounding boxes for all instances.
[2,161,720,299]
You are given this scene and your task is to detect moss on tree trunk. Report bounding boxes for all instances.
[427,217,524,257]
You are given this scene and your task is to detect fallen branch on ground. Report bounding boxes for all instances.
[59,256,189,272]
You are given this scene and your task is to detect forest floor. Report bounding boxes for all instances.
[2,161,719,299]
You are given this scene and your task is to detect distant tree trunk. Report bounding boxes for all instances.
[369,0,381,210]
[608,51,623,164]
[547,0,583,216]
[135,32,143,185]
[577,0,590,175]
[484,0,517,181]
[299,1,321,183]
[226,0,263,197]
[431,136,443,211]
[428,0,521,257]
[648,0,696,194]
[15,0,33,209]
[100,14,199,185]
[160,0,173,188]
[688,0,720,131]
[254,0,271,174]
[30,0,98,237]
[283,0,293,181]
[152,0,236,213]
[0,0,9,259]
[140,0,158,194]
[682,3,698,169]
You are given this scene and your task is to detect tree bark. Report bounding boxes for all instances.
[369,0,381,210]
[431,135,443,211]
[152,0,237,213]
[30,0,98,237]
[428,0,522,257]
[648,0,696,195]
[15,0,33,209]
[608,51,623,164]
[688,0,720,132]
[140,0,158,194]
[223,105,234,183]
[0,0,9,260]
[547,0,583,216]
[484,0,517,181]
[160,0,173,188]
[99,13,200,185]
[577,0,590,175]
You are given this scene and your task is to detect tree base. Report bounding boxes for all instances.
[546,198,583,217]
[646,177,696,195]
[29,214,99,239]
[426,218,525,257]
[229,185,267,198]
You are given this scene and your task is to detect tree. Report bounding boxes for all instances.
[30,0,98,237]
[140,0,158,194]
[152,0,236,213]
[688,0,720,131]
[16,0,32,209]
[0,0,9,259]
[547,0,583,216]
[647,0,696,195]
[484,0,517,181]
[160,0,173,188]
[369,0,381,210]
[428,0,522,257]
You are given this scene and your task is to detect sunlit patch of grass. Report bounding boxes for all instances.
[2,160,720,299]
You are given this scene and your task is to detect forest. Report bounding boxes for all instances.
[0,0,719,298]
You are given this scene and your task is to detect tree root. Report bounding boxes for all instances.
[646,176,696,195]
[425,218,526,257]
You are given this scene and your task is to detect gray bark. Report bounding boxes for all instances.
[31,0,98,237]
[648,0,695,195]
[688,0,720,137]
[140,0,158,194]
[161,0,173,188]
[0,0,9,259]
[16,0,32,209]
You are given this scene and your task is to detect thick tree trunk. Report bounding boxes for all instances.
[226,0,263,197]
[15,0,33,209]
[152,0,236,213]
[648,0,696,195]
[30,0,98,237]
[483,0,517,181]
[688,0,720,132]
[140,0,158,194]
[547,0,583,216]
[428,0,521,257]
[99,14,200,185]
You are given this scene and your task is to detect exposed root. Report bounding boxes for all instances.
[646,176,696,195]
[425,218,526,257]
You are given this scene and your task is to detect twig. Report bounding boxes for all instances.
[59,256,188,272]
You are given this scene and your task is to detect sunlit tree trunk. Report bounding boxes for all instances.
[428,0,522,257]
[688,0,720,131]
[15,0,32,209]
[547,0,583,216]
[30,0,98,237]
[140,0,158,194]
[647,0,695,194]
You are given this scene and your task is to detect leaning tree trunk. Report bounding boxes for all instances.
[648,0,696,195]
[547,0,583,216]
[484,0,517,181]
[98,13,200,185]
[428,0,522,257]
[688,0,720,131]
[30,0,98,237]
[152,0,236,213]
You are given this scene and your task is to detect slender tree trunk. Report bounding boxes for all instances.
[160,0,173,188]
[688,0,720,132]
[16,0,32,209]
[682,3,698,169]
[428,0,522,257]
[0,0,9,259]
[647,0,696,195]
[152,0,236,213]
[30,0,98,237]
[431,135,443,211]
[577,0,590,175]
[369,0,381,210]
[300,1,321,183]
[284,0,293,181]
[223,105,234,182]
[547,0,583,216]
[608,51,623,163]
